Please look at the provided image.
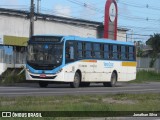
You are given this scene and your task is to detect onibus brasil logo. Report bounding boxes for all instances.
[2,112,42,118]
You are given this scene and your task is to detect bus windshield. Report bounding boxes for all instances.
[27,43,63,70]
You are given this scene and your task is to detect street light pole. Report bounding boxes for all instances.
[29,0,34,37]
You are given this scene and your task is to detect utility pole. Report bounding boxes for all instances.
[37,0,41,13]
[29,0,34,37]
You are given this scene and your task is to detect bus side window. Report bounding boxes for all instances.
[85,42,92,58]
[129,46,134,60]
[109,45,113,59]
[93,43,101,59]
[70,46,74,59]
[121,46,126,60]
[104,44,109,59]
[118,45,121,60]
[126,46,129,60]
[77,42,83,59]
[113,45,118,60]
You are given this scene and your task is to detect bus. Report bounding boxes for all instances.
[26,35,136,88]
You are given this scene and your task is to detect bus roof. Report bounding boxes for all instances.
[32,35,134,46]
[63,35,134,46]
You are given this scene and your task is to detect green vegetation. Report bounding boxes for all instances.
[130,70,160,83]
[146,33,160,67]
[0,94,160,119]
[0,68,25,85]
[0,94,160,111]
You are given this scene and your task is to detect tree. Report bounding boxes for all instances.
[146,33,160,67]
[146,33,160,53]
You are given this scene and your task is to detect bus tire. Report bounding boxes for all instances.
[103,72,117,87]
[39,81,48,88]
[80,82,90,87]
[70,72,80,88]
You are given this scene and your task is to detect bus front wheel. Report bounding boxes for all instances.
[70,72,80,88]
[39,81,48,88]
[103,72,117,87]
[80,82,90,87]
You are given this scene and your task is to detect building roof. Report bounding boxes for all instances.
[0,8,103,28]
[0,8,128,31]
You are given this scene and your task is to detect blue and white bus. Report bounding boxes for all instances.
[26,35,137,88]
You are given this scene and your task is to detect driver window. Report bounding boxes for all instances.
[66,46,70,59]
[65,41,75,64]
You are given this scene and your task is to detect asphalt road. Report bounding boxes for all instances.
[0,82,160,96]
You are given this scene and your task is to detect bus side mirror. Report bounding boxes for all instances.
[70,46,74,59]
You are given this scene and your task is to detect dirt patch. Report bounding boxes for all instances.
[102,98,137,104]
[1,101,16,106]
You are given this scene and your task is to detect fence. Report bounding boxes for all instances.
[137,57,160,73]
[0,49,26,64]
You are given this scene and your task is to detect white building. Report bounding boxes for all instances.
[0,8,128,75]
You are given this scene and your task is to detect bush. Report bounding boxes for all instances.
[0,68,26,85]
[132,70,160,83]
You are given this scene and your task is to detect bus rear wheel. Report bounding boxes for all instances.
[70,72,80,88]
[103,72,117,87]
[39,81,48,88]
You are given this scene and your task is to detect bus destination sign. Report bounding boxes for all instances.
[31,36,63,42]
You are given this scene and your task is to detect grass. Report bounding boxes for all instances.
[0,93,160,119]
[131,70,160,83]
[0,93,160,111]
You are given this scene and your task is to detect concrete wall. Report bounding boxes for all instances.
[117,30,127,42]
[0,15,29,37]
[35,20,97,37]
[0,14,127,40]
[137,57,160,73]
[0,15,97,38]
[97,27,127,41]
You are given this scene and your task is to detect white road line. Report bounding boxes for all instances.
[0,88,159,95]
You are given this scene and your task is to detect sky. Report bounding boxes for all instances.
[0,0,160,43]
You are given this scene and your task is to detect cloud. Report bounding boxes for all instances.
[118,4,131,15]
[53,4,71,17]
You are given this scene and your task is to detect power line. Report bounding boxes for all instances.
[40,6,158,37]
[118,1,160,11]
[66,0,103,13]
[66,0,160,24]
